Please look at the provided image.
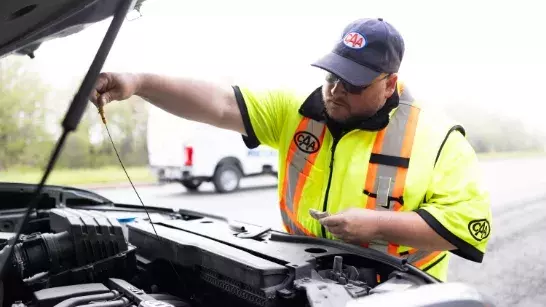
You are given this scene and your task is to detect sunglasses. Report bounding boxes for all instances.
[325,72,390,94]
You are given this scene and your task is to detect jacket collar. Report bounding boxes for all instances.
[297,86,328,123]
[297,85,401,132]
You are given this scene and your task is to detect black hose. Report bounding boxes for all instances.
[12,231,74,279]
[76,297,129,307]
[54,291,119,307]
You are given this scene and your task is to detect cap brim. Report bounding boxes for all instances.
[311,52,381,87]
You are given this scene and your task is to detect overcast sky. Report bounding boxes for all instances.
[19,0,546,133]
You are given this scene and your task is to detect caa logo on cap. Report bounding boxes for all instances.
[343,32,366,49]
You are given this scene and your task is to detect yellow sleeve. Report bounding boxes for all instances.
[233,85,300,150]
[416,130,493,263]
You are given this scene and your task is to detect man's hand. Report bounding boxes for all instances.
[90,72,141,109]
[316,207,457,251]
[89,71,246,135]
[318,208,381,244]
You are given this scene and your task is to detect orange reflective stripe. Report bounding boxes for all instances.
[386,106,421,254]
[283,224,292,234]
[365,102,416,212]
[401,107,419,157]
[280,117,326,236]
[293,127,326,215]
[413,251,442,268]
[280,119,310,206]
[372,127,386,153]
[280,201,315,236]
[365,129,386,210]
[363,91,427,259]
[387,244,398,255]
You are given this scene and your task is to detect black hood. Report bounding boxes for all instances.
[0,0,146,59]
[0,181,113,209]
[0,181,179,213]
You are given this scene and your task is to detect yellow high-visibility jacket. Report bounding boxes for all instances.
[232,82,492,281]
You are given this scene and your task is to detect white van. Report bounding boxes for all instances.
[146,105,278,193]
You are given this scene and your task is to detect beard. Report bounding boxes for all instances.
[323,98,351,123]
[321,84,394,128]
[321,91,398,131]
[321,89,352,123]
[322,96,379,125]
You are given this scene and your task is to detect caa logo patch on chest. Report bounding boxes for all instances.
[294,131,320,154]
[343,32,366,49]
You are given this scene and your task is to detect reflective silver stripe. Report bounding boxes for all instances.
[282,118,325,235]
[376,176,393,209]
[367,91,443,268]
[371,99,414,211]
[371,90,445,267]
[367,91,416,254]
[281,209,300,235]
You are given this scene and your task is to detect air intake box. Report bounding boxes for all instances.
[12,208,136,289]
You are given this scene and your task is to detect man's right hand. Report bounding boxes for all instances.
[90,72,141,108]
[89,71,247,135]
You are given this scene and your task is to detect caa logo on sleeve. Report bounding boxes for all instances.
[468,219,491,241]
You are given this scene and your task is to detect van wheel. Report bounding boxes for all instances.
[181,179,202,191]
[213,164,241,193]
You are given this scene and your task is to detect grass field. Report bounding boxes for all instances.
[0,166,156,186]
[0,151,544,187]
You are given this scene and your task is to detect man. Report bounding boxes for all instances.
[91,18,492,281]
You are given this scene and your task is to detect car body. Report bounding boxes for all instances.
[0,182,494,307]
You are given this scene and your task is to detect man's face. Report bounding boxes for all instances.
[321,72,398,123]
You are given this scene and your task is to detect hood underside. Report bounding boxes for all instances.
[0,0,144,59]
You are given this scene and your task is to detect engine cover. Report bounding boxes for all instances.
[31,278,189,307]
[126,212,432,307]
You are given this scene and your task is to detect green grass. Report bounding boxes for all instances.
[1,150,544,187]
[0,166,156,186]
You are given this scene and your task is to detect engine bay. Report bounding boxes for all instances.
[0,207,460,307]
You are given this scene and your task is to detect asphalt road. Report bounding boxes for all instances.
[92,156,546,307]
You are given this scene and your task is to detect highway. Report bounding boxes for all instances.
[92,156,546,307]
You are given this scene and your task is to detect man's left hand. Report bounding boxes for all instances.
[318,208,382,244]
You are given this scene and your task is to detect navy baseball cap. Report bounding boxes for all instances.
[311,18,405,87]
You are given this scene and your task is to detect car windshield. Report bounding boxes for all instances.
[1,1,545,307]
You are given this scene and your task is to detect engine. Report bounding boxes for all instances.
[0,208,491,307]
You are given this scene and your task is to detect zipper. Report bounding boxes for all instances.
[320,131,347,238]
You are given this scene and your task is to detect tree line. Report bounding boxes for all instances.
[0,56,544,171]
[0,57,148,170]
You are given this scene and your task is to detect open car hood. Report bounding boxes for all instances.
[0,182,113,208]
[0,181,179,235]
[0,0,145,59]
[0,181,178,213]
